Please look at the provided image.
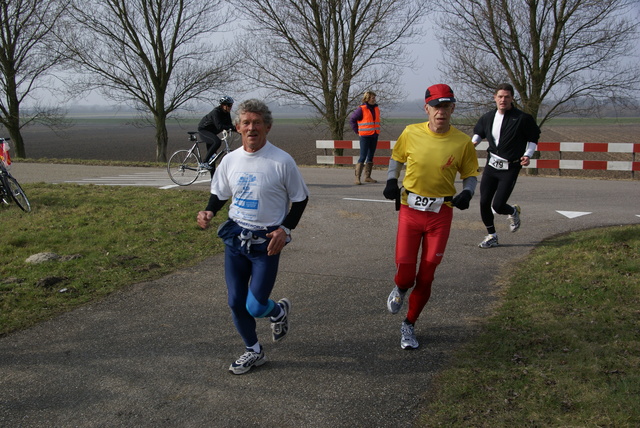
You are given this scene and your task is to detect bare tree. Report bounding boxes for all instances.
[435,0,640,126]
[231,0,428,140]
[0,0,69,158]
[61,0,238,162]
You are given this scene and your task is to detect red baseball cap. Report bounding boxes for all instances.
[425,84,456,106]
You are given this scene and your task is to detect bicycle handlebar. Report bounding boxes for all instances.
[187,130,234,144]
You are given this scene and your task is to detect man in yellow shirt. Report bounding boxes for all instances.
[383,84,479,349]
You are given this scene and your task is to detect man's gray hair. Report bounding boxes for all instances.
[234,99,273,127]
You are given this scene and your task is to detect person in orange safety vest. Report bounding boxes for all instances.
[349,91,380,185]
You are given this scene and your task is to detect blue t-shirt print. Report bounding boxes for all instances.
[234,173,259,213]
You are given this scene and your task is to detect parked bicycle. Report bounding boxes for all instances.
[0,138,31,212]
[167,129,238,186]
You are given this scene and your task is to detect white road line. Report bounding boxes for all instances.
[160,179,211,189]
[62,172,211,188]
[343,198,394,203]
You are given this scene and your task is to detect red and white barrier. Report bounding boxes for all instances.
[316,140,396,165]
[316,140,640,171]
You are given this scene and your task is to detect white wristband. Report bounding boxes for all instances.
[523,141,537,158]
[279,225,291,236]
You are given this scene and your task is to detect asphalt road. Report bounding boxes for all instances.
[1,164,639,427]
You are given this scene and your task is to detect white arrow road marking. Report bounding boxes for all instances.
[557,210,592,219]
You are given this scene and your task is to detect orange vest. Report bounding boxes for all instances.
[357,105,380,136]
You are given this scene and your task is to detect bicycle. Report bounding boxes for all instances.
[167,129,238,186]
[0,138,31,212]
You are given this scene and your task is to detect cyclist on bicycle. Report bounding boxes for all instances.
[198,96,236,175]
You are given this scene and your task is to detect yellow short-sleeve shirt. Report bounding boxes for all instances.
[392,122,479,203]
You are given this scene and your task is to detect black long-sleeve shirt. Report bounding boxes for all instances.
[198,106,233,134]
[473,107,540,162]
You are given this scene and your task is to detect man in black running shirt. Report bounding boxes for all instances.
[472,83,540,248]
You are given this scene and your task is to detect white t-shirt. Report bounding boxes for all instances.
[210,141,309,230]
[492,111,505,147]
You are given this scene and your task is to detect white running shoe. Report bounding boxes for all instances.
[229,348,266,374]
[270,298,290,342]
[400,321,419,349]
[387,286,406,314]
[508,204,521,232]
[478,234,499,248]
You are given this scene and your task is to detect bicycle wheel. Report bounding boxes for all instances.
[4,175,31,212]
[167,150,200,186]
[0,182,9,206]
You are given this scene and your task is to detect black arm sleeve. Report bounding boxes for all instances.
[205,193,228,214]
[281,197,309,230]
[524,114,541,143]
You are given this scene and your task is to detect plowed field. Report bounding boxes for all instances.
[16,119,640,179]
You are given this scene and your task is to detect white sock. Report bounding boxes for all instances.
[270,306,284,321]
[247,342,261,353]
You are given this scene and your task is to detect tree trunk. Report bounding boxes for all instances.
[4,78,26,158]
[154,116,169,162]
[4,98,26,158]
[7,128,26,159]
[330,117,345,157]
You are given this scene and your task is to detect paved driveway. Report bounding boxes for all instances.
[1,164,639,427]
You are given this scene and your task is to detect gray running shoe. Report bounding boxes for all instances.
[387,286,406,314]
[199,162,213,170]
[478,234,499,248]
[400,321,419,349]
[229,348,266,374]
[270,298,290,342]
[508,204,521,232]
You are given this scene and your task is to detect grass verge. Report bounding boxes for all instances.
[420,224,640,426]
[0,183,226,336]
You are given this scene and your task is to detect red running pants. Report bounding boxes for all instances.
[395,204,453,324]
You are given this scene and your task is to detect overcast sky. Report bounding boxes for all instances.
[65,3,640,108]
[401,36,443,98]
[72,44,440,107]
[69,22,442,107]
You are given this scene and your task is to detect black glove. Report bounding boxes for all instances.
[383,178,400,200]
[452,190,472,210]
